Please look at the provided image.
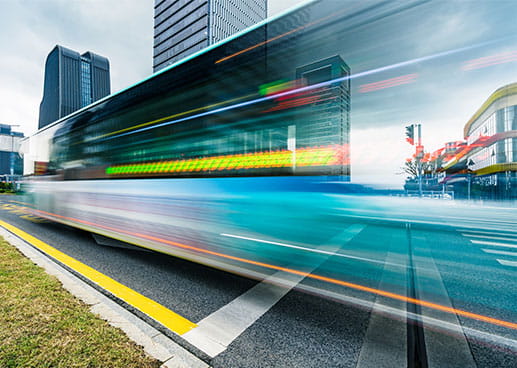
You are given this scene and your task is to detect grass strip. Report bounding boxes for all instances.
[0,237,162,368]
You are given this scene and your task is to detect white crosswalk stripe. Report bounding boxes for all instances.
[497,259,517,267]
[463,231,517,269]
[470,240,517,249]
[481,248,517,257]
[462,233,517,242]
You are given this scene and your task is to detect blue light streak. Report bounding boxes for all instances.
[100,39,501,142]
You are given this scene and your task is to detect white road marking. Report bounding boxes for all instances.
[497,259,517,267]
[470,240,517,249]
[182,224,365,358]
[461,233,517,242]
[482,248,517,257]
[221,232,406,268]
[460,229,517,237]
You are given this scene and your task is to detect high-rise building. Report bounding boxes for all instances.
[39,45,110,129]
[153,0,267,72]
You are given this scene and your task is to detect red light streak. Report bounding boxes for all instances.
[262,95,336,113]
[447,131,517,165]
[462,51,517,71]
[23,206,517,331]
[359,74,418,93]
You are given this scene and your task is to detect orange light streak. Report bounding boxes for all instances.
[23,206,517,331]
[216,27,302,64]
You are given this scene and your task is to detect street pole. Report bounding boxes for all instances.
[467,173,471,200]
[8,124,20,186]
[405,123,424,197]
[417,124,422,197]
[418,159,423,197]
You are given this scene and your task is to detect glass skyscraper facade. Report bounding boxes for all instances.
[153,0,267,72]
[38,45,110,129]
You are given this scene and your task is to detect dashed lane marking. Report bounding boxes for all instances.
[0,220,197,335]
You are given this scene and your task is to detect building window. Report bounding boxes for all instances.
[81,58,92,107]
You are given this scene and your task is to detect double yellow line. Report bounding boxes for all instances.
[0,220,197,335]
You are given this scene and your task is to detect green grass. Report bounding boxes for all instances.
[0,238,162,368]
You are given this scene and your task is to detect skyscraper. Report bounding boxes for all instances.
[38,45,110,129]
[153,0,267,72]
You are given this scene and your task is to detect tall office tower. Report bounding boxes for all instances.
[153,0,267,72]
[39,45,110,129]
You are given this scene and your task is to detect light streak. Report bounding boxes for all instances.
[442,131,517,170]
[106,145,345,176]
[462,51,517,71]
[22,206,517,331]
[88,93,255,142]
[261,95,335,113]
[221,233,406,268]
[259,79,298,96]
[359,73,418,93]
[100,40,501,142]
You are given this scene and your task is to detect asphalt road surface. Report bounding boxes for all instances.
[0,196,516,367]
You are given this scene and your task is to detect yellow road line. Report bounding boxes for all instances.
[0,220,197,335]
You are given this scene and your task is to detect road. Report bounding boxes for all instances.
[0,195,516,367]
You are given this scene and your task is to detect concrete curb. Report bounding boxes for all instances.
[0,227,210,368]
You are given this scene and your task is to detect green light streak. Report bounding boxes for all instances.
[106,146,341,176]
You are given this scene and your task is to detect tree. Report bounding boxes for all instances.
[399,154,442,179]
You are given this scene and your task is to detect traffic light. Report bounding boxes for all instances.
[405,125,414,145]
